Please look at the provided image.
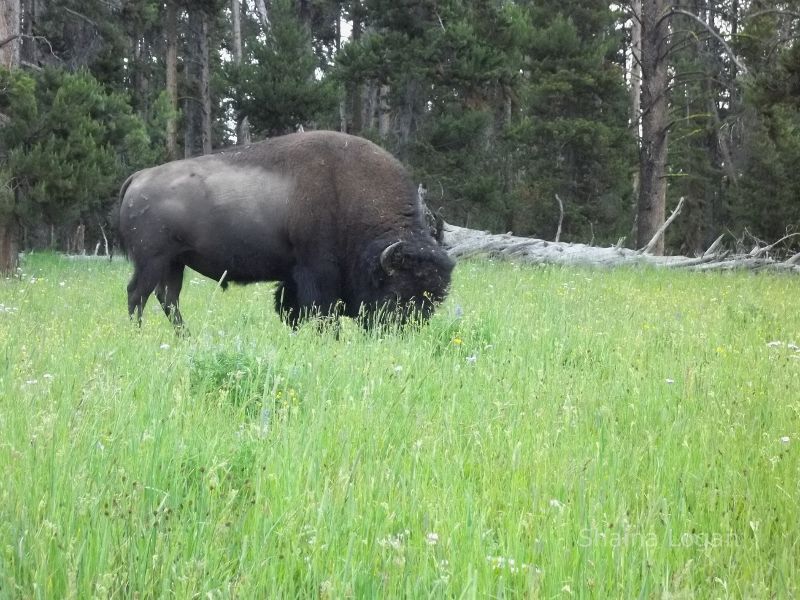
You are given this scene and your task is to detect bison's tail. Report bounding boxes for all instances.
[114,172,137,258]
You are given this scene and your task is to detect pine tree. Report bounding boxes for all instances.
[0,67,159,250]
[226,0,337,137]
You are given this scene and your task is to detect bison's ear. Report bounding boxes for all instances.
[379,241,406,275]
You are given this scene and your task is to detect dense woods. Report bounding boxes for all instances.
[1,0,800,273]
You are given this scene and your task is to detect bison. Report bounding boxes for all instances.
[118,130,455,332]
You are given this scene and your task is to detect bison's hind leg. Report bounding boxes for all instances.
[154,261,188,335]
[127,260,164,325]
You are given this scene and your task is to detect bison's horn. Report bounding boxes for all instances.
[380,241,403,274]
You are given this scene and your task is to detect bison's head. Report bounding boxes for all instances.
[354,238,455,327]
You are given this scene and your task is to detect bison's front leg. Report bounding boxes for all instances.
[274,279,300,328]
[277,264,343,329]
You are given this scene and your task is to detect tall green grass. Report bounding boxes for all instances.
[1,253,798,597]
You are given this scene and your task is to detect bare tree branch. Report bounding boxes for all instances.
[667,8,748,74]
[554,194,564,243]
[0,34,20,50]
[744,9,800,21]
[749,233,800,258]
[0,33,59,62]
[640,196,685,254]
[62,6,99,28]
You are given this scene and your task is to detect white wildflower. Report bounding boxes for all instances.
[466,355,477,364]
[160,343,170,350]
[665,378,675,384]
[780,436,790,445]
[425,532,439,546]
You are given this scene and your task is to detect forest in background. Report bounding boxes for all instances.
[1,0,799,272]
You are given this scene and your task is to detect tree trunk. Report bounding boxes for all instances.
[184,7,212,157]
[347,0,363,133]
[132,33,149,118]
[200,13,212,155]
[295,0,311,32]
[165,0,178,160]
[392,78,423,159]
[378,84,391,139]
[0,219,19,276]
[231,0,250,144]
[0,0,21,68]
[630,0,642,232]
[254,0,270,33]
[20,0,35,65]
[637,0,670,254]
[0,0,20,275]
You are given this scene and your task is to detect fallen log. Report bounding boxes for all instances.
[441,223,800,273]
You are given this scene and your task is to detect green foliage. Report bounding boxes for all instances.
[335,0,633,242]
[1,255,799,596]
[226,0,338,137]
[726,22,800,245]
[189,350,269,415]
[731,105,800,241]
[0,67,161,229]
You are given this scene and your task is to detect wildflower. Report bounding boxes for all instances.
[377,531,407,551]
[486,555,532,574]
[767,341,783,348]
[549,498,565,511]
[160,343,170,350]
[59,281,66,287]
[466,355,477,364]
[665,378,675,384]
[43,373,54,380]
[425,532,439,546]
[394,365,403,373]
[452,337,463,346]
[780,436,790,445]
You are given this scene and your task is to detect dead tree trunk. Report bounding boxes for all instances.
[637,0,671,255]
[254,0,270,33]
[629,0,642,235]
[442,223,800,273]
[231,0,250,144]
[165,0,178,160]
[347,0,363,134]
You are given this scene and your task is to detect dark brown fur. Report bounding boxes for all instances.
[118,131,455,331]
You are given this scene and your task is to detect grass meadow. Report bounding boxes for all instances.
[0,253,798,598]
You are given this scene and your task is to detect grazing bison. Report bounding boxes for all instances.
[118,130,455,332]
